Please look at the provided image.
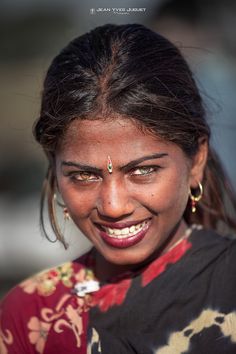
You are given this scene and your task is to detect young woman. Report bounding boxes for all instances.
[1,23,236,354]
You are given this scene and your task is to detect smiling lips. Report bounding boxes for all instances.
[103,220,149,238]
[97,220,151,248]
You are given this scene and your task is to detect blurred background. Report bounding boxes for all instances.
[1,0,236,298]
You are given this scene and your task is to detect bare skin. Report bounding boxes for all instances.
[56,117,208,281]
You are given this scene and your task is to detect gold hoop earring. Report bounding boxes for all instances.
[189,181,203,213]
[53,193,71,221]
[63,207,71,221]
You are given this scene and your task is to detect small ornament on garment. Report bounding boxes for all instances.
[74,280,100,297]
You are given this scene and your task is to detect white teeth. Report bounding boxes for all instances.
[103,221,149,239]
[121,227,129,235]
[129,225,135,233]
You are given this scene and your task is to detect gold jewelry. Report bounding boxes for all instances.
[189,182,203,213]
[107,155,113,174]
[54,194,71,221]
[63,207,71,221]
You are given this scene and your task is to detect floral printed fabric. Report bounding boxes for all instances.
[0,259,94,354]
[1,228,236,354]
[0,236,191,354]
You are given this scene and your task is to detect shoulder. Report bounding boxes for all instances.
[184,227,236,289]
[189,227,236,258]
[190,227,236,299]
[0,254,92,353]
[1,259,86,306]
[1,250,94,301]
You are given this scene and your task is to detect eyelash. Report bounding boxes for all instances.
[66,165,160,183]
[130,166,159,176]
[68,171,101,183]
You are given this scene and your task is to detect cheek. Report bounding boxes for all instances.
[140,172,189,212]
[58,181,97,219]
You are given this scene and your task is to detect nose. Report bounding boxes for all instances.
[96,178,135,220]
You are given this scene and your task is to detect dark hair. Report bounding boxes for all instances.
[33,23,236,247]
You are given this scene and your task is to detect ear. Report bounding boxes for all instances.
[189,138,208,188]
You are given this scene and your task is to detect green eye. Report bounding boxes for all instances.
[131,167,156,176]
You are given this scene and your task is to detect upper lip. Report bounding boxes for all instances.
[94,218,151,230]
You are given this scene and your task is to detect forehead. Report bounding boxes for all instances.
[57,117,183,162]
[63,118,139,144]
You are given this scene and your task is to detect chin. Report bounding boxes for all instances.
[101,247,152,267]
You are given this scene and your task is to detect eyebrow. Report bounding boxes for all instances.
[121,153,168,171]
[61,161,103,174]
[61,153,168,173]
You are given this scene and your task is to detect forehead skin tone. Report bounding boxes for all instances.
[55,117,207,280]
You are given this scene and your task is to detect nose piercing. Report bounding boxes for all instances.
[107,156,113,174]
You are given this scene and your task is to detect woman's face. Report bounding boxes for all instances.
[56,117,206,268]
